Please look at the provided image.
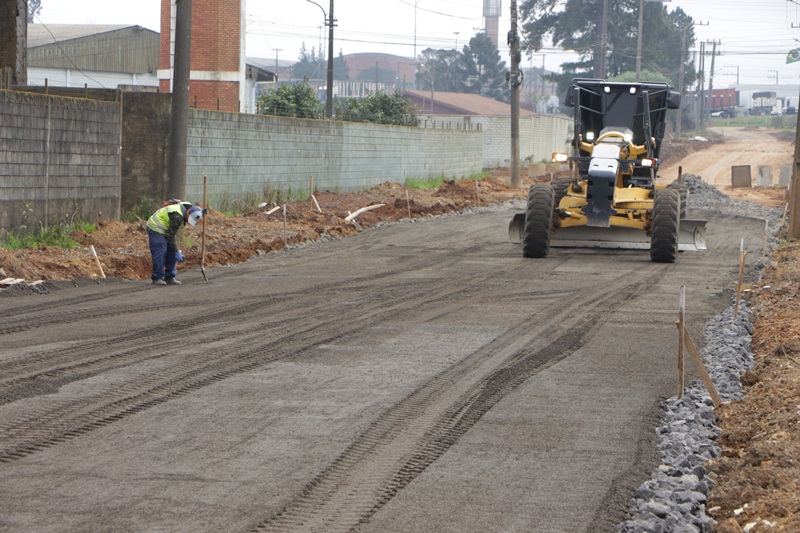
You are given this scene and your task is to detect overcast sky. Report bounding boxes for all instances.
[33,0,800,87]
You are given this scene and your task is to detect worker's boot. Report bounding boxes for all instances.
[152,279,167,286]
[165,277,182,285]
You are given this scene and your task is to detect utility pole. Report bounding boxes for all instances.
[599,0,609,78]
[0,0,27,87]
[509,0,522,188]
[792,107,800,237]
[636,0,644,81]
[325,0,335,118]
[167,0,192,201]
[274,49,281,82]
[698,41,705,127]
[707,40,719,123]
[725,64,740,85]
[676,25,688,136]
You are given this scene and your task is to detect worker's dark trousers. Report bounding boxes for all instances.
[147,228,178,280]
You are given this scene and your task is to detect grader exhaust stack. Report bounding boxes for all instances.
[509,79,707,262]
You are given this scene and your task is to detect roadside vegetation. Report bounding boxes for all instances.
[708,114,797,130]
[0,221,95,250]
[256,81,419,127]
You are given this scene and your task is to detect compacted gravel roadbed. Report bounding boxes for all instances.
[0,205,766,532]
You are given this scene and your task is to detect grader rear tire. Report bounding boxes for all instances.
[523,184,555,258]
[650,188,681,263]
[552,177,572,209]
[667,181,689,219]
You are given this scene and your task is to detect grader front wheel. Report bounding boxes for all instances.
[523,184,555,258]
[650,188,681,263]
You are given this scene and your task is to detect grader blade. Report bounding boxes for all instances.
[509,214,707,252]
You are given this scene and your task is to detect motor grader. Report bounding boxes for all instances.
[509,78,706,262]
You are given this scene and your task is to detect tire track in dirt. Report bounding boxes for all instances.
[247,264,672,532]
[1,239,576,462]
[0,241,492,397]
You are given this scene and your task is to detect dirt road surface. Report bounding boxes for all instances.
[660,127,792,208]
[0,128,792,532]
[0,211,761,532]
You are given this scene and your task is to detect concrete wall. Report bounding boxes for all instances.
[418,114,572,168]
[184,110,483,203]
[121,91,172,212]
[0,89,121,232]
[2,89,571,236]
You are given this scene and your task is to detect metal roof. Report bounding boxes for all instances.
[27,24,150,47]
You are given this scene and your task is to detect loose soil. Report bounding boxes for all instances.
[1,127,798,531]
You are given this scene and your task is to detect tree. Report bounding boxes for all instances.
[333,50,349,81]
[27,0,42,23]
[334,90,418,126]
[256,82,323,119]
[357,65,397,85]
[519,0,696,97]
[415,48,470,93]
[462,32,509,102]
[292,43,325,81]
[414,32,509,104]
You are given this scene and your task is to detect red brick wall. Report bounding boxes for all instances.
[159,0,241,112]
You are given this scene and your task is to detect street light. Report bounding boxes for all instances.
[636,0,671,81]
[305,0,335,118]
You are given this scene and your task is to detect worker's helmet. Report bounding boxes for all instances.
[186,205,203,226]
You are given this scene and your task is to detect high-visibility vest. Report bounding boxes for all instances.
[147,204,185,235]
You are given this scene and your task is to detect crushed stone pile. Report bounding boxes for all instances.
[617,176,782,533]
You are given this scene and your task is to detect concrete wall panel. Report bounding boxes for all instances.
[0,90,121,233]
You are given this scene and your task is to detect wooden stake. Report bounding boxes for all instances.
[312,194,322,213]
[678,286,685,399]
[283,204,287,241]
[762,219,768,259]
[734,240,746,319]
[406,190,412,219]
[475,180,481,205]
[309,175,314,210]
[201,175,209,282]
[90,245,106,279]
[676,321,723,408]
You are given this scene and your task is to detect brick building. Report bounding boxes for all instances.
[158,0,246,112]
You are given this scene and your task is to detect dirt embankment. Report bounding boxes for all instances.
[0,177,528,284]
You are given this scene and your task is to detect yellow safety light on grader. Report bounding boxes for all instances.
[509,78,707,262]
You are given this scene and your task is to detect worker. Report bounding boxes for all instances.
[146,201,204,285]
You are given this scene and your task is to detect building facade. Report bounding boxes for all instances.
[158,0,246,112]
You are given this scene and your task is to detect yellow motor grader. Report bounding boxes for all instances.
[509,78,707,262]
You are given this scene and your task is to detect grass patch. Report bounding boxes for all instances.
[405,177,445,189]
[405,172,489,189]
[462,171,491,181]
[708,115,797,130]
[213,186,308,216]
[0,221,95,250]
[123,195,156,222]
